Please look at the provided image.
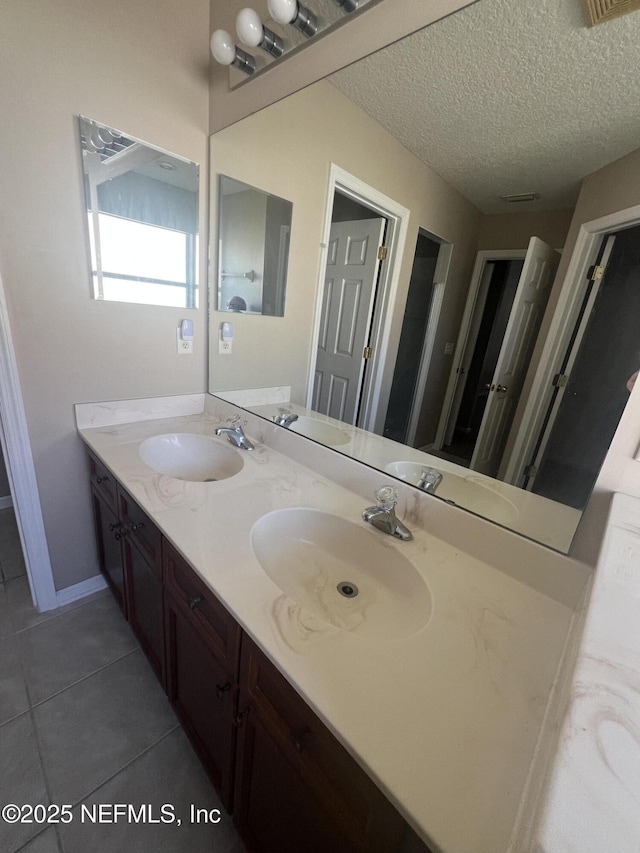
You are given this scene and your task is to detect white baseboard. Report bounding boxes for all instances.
[0,495,13,509]
[56,573,107,607]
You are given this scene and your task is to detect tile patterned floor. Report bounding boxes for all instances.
[0,508,246,853]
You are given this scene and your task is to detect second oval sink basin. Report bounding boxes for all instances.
[289,417,351,446]
[139,433,244,482]
[251,508,431,640]
[385,461,518,525]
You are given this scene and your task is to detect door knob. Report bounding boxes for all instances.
[496,384,508,393]
[484,383,495,391]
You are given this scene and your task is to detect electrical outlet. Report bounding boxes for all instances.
[176,329,193,355]
[219,339,232,355]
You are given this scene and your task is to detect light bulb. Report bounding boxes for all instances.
[267,0,298,25]
[210,29,236,65]
[236,8,264,48]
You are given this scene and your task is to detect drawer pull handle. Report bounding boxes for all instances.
[115,530,128,541]
[108,522,122,533]
[293,727,311,754]
[215,682,231,700]
[234,708,249,727]
[188,594,203,610]
[95,475,109,485]
[130,522,144,531]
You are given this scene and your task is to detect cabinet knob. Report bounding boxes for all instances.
[215,682,231,700]
[496,384,508,393]
[188,594,203,610]
[234,708,249,727]
[95,475,109,485]
[130,521,144,531]
[114,530,128,541]
[108,522,121,533]
[293,727,311,754]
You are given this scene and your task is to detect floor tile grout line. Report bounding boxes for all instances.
[10,588,111,638]
[27,646,141,712]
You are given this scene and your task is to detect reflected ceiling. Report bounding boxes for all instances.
[330,0,640,213]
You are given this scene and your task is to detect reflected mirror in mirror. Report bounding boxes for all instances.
[208,0,640,553]
[79,116,199,307]
[217,175,292,316]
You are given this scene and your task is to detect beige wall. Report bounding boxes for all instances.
[477,209,574,252]
[0,0,210,591]
[209,80,481,428]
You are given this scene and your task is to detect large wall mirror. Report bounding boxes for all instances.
[208,0,640,553]
[79,116,199,308]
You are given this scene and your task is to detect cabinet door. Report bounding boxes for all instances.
[124,536,165,686]
[165,595,237,810]
[234,636,406,853]
[90,490,127,616]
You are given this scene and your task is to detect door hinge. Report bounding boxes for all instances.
[363,346,372,359]
[524,464,538,478]
[552,373,569,388]
[377,246,388,260]
[587,264,605,282]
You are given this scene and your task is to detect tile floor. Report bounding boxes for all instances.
[0,508,247,853]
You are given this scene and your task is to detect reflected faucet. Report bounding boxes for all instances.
[273,408,299,428]
[215,416,254,450]
[362,486,412,541]
[417,466,443,494]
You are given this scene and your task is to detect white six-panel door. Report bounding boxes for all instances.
[312,217,385,424]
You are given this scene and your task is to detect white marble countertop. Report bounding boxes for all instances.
[77,401,585,853]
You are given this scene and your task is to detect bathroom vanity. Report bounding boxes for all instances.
[76,394,591,853]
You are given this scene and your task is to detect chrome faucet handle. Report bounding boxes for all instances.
[226,415,241,428]
[374,485,399,511]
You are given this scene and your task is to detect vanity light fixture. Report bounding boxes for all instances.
[236,8,284,58]
[210,29,256,75]
[267,0,317,37]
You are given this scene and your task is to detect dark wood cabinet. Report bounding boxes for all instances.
[233,634,408,853]
[164,541,240,811]
[86,450,431,852]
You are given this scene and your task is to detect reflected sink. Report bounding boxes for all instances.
[251,508,431,639]
[289,417,351,446]
[139,433,244,482]
[385,461,518,525]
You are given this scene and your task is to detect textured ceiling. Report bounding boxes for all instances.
[329,0,640,213]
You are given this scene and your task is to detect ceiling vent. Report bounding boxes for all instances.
[582,0,640,26]
[500,192,539,204]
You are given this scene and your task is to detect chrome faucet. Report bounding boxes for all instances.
[362,486,412,541]
[417,466,443,494]
[215,416,254,450]
[273,407,299,428]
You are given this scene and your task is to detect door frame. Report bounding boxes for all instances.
[503,202,640,485]
[433,249,527,451]
[0,270,57,611]
[307,164,410,432]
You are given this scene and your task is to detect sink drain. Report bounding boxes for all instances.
[337,581,359,598]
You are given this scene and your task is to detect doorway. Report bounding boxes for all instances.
[311,193,387,425]
[307,165,410,433]
[383,229,444,445]
[526,223,640,508]
[434,237,560,477]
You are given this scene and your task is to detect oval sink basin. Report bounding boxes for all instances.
[251,508,431,639]
[289,417,351,446]
[385,461,518,525]
[139,433,244,482]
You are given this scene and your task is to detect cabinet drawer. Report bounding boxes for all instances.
[163,541,240,674]
[88,451,117,513]
[238,635,407,852]
[118,489,161,574]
